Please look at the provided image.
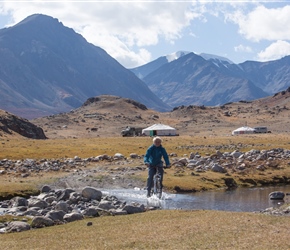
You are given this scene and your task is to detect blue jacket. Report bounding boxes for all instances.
[144,144,170,166]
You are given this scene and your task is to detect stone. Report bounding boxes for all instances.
[269,191,285,200]
[28,198,48,209]
[82,207,100,217]
[46,210,66,222]
[31,216,54,228]
[98,201,116,210]
[41,185,51,193]
[55,201,69,212]
[63,212,84,222]
[6,221,30,233]
[122,204,145,214]
[10,197,28,207]
[82,187,102,201]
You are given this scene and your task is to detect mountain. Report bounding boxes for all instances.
[129,51,190,79]
[0,14,170,119]
[238,56,290,94]
[129,51,233,80]
[142,52,268,107]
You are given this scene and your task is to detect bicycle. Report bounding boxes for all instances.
[151,167,163,199]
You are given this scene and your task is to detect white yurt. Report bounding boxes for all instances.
[142,124,177,136]
[232,126,255,135]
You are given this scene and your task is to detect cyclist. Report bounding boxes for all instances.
[144,136,170,197]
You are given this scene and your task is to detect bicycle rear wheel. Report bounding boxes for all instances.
[155,176,162,199]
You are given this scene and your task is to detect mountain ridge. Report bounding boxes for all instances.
[131,51,290,107]
[0,14,170,119]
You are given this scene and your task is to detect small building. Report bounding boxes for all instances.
[142,124,177,136]
[232,126,255,135]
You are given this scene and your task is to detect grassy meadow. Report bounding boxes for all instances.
[1,134,290,249]
[1,133,290,159]
[1,210,290,250]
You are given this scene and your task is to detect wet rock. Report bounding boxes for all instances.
[98,201,116,210]
[10,197,28,207]
[269,191,285,200]
[223,178,238,189]
[82,187,102,201]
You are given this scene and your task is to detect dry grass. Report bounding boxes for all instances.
[1,135,290,249]
[1,134,290,196]
[1,210,290,250]
[1,134,290,160]
[0,172,69,198]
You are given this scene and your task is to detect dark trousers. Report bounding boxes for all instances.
[147,163,164,192]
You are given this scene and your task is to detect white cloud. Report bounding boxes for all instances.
[231,5,290,42]
[234,44,253,53]
[0,1,199,67]
[257,40,290,62]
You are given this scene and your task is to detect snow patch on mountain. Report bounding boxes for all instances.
[199,53,234,64]
[166,51,191,63]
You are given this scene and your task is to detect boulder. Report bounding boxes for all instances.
[31,216,54,228]
[63,212,84,222]
[122,204,145,214]
[82,207,100,217]
[55,201,69,212]
[6,221,30,233]
[46,210,66,222]
[10,197,28,207]
[28,198,48,209]
[269,191,285,200]
[98,201,116,210]
[82,187,102,201]
[41,185,52,193]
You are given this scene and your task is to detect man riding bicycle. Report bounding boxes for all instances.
[144,136,170,198]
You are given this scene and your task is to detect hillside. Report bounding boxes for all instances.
[29,88,290,139]
[0,110,46,139]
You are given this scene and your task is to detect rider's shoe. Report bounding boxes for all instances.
[147,191,151,198]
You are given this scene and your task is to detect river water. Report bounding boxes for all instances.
[0,186,289,215]
[102,185,290,212]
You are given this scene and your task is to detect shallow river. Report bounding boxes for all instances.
[102,185,290,212]
[1,186,289,215]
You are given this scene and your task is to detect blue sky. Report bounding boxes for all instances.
[0,1,290,68]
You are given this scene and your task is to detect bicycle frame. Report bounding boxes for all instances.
[151,167,162,199]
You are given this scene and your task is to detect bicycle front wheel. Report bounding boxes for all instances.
[155,176,162,199]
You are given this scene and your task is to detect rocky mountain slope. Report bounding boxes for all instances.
[131,51,290,108]
[142,53,268,107]
[0,110,46,139]
[0,14,169,120]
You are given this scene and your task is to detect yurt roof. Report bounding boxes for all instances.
[233,126,255,132]
[143,123,176,130]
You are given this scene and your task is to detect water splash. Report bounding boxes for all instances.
[147,195,162,208]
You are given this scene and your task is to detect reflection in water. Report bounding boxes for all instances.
[102,186,290,212]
